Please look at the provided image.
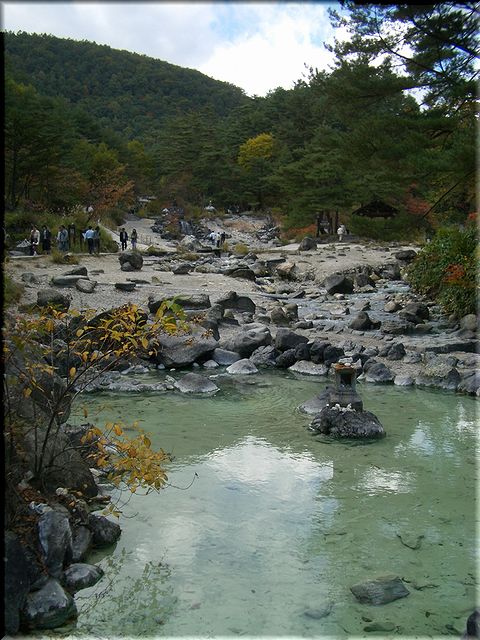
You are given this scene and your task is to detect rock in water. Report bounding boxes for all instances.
[310,405,385,439]
[350,575,409,605]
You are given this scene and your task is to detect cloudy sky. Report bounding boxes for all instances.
[2,1,347,96]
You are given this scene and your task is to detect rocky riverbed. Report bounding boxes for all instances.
[4,225,478,634]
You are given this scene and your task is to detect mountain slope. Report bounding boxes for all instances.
[4,31,250,141]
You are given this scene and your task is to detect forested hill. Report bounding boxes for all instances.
[4,31,250,140]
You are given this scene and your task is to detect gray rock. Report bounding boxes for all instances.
[226,324,272,358]
[120,261,136,272]
[88,514,121,547]
[416,363,461,391]
[63,563,104,593]
[385,342,406,361]
[275,328,309,352]
[215,291,256,314]
[226,267,256,281]
[71,525,93,563]
[37,508,73,578]
[275,349,298,368]
[276,261,297,279]
[403,352,422,363]
[202,359,219,369]
[51,275,89,287]
[152,327,217,368]
[148,293,211,313]
[226,359,259,375]
[323,345,344,366]
[394,249,417,263]
[379,263,401,280]
[310,406,386,439]
[75,279,97,293]
[114,282,136,291]
[250,344,279,367]
[350,575,409,605]
[21,272,43,284]
[119,251,143,270]
[349,312,376,331]
[5,532,41,634]
[212,348,241,366]
[298,389,331,414]
[303,601,333,619]
[310,340,330,363]
[394,375,415,386]
[36,289,71,311]
[381,320,413,335]
[384,300,401,313]
[298,236,317,251]
[364,362,394,384]
[270,306,290,326]
[288,361,328,376]
[22,578,77,630]
[64,266,88,276]
[174,372,219,393]
[460,313,477,332]
[457,371,480,396]
[323,273,354,295]
[172,262,192,275]
[404,301,430,320]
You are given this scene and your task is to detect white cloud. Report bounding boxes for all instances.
[3,2,345,96]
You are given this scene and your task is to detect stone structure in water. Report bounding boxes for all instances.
[308,364,386,439]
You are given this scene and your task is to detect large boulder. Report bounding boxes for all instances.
[37,507,73,578]
[88,514,121,547]
[393,249,417,263]
[215,291,256,314]
[270,306,291,326]
[250,345,279,367]
[275,328,309,352]
[21,579,77,629]
[51,275,89,287]
[226,359,259,375]
[225,324,272,358]
[148,293,211,314]
[118,251,143,270]
[63,563,104,593]
[151,327,217,368]
[174,372,219,394]
[288,361,328,376]
[323,274,354,295]
[5,532,42,634]
[348,312,377,331]
[309,406,386,438]
[71,525,93,563]
[212,348,241,366]
[75,279,97,293]
[364,362,394,384]
[36,289,71,311]
[298,236,317,251]
[350,575,409,605]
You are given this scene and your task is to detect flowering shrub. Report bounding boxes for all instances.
[406,223,477,316]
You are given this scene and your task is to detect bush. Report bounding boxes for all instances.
[4,274,24,307]
[233,243,249,256]
[50,250,79,265]
[406,224,477,316]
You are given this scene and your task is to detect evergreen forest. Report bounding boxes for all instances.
[3,3,478,238]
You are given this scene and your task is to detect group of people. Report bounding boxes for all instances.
[208,230,226,248]
[119,227,138,250]
[28,222,102,255]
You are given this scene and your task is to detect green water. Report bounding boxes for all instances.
[66,372,477,638]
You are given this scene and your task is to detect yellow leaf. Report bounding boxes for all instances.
[114,424,123,436]
[76,329,84,337]
[23,387,32,398]
[83,407,89,418]
[69,367,76,378]
[143,435,151,448]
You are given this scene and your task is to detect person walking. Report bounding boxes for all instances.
[93,226,101,254]
[131,228,138,250]
[57,225,69,252]
[40,225,51,254]
[30,225,40,255]
[83,226,95,254]
[337,224,347,242]
[119,227,128,250]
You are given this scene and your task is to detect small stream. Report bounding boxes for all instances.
[62,371,476,638]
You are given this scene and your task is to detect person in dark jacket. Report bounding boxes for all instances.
[119,228,128,250]
[41,225,52,254]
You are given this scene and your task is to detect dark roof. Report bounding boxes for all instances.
[351,200,398,218]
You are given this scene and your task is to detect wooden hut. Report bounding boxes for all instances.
[351,200,398,219]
